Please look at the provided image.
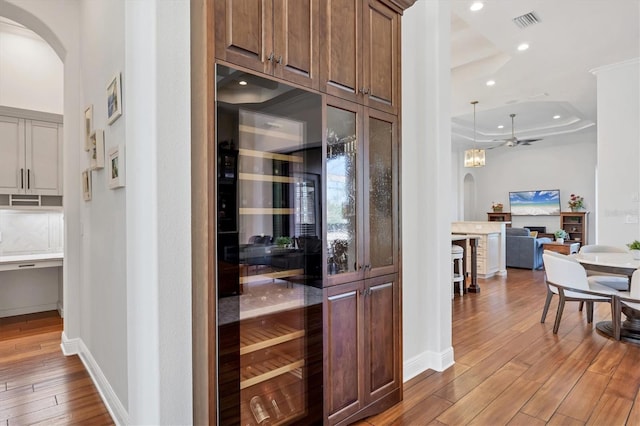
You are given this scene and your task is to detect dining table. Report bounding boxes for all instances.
[451,234,482,293]
[574,251,640,343]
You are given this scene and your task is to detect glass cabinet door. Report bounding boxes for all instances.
[326,103,362,282]
[365,111,397,276]
[216,65,323,426]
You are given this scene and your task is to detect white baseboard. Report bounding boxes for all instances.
[403,346,455,382]
[0,303,58,318]
[60,333,129,425]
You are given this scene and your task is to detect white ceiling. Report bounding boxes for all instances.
[451,0,640,148]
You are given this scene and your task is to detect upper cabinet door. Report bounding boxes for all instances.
[215,0,274,74]
[26,120,62,195]
[215,0,319,90]
[272,0,319,89]
[319,0,362,103]
[320,0,399,113]
[362,0,399,114]
[0,116,24,194]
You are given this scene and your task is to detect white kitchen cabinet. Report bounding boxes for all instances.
[0,113,62,196]
[451,221,507,279]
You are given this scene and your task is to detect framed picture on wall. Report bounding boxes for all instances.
[84,105,93,151]
[107,145,125,189]
[89,130,105,170]
[82,169,92,201]
[106,73,123,124]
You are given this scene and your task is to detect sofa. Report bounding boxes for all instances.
[506,227,552,270]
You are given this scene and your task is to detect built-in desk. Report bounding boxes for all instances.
[0,252,63,318]
[0,253,63,272]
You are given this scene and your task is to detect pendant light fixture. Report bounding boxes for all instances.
[464,100,486,167]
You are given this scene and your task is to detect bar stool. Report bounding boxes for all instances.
[451,245,465,298]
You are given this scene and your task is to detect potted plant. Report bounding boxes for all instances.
[568,194,584,212]
[627,240,640,260]
[275,236,291,248]
[554,229,569,244]
[491,201,504,213]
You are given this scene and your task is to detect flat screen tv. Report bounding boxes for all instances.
[509,190,561,216]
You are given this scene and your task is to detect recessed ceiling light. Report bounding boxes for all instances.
[470,2,484,12]
[486,80,496,86]
[553,115,561,119]
[239,80,248,86]
[517,43,529,51]
[498,125,504,129]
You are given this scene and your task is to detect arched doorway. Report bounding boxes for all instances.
[463,172,476,221]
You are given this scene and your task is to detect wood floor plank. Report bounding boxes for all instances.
[520,356,590,421]
[587,339,629,376]
[386,395,451,426]
[546,413,585,425]
[435,361,528,425]
[586,393,633,425]
[507,412,546,426]
[468,376,542,425]
[556,371,610,421]
[626,387,640,425]
[0,311,113,426]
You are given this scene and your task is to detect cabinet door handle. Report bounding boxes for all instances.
[267,52,275,62]
[277,55,282,64]
[27,169,30,189]
[359,87,370,95]
[20,168,24,189]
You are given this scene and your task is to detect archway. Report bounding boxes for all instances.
[463,172,476,221]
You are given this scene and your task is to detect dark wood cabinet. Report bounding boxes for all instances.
[320,0,400,114]
[487,212,512,226]
[561,211,589,245]
[325,274,400,425]
[215,0,319,89]
[326,96,399,287]
[206,1,411,423]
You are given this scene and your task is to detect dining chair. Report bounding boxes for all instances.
[578,245,630,289]
[541,251,624,335]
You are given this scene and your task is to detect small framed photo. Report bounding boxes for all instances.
[107,145,125,189]
[84,105,93,151]
[82,169,92,201]
[106,73,123,125]
[90,130,105,170]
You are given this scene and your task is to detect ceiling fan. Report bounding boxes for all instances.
[493,113,543,148]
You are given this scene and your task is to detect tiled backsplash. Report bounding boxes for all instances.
[0,210,64,256]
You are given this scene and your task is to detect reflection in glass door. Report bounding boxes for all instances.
[216,65,323,425]
[326,106,359,277]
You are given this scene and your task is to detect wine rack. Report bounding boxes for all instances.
[239,312,308,425]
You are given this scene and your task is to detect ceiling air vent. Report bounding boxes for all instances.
[512,11,540,29]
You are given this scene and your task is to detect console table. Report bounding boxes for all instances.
[542,241,580,255]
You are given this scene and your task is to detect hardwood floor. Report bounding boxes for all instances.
[358,267,640,426]
[0,311,113,425]
[3,269,639,425]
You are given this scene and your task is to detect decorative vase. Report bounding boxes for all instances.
[570,207,579,212]
[631,249,640,260]
[556,238,565,244]
[493,207,502,213]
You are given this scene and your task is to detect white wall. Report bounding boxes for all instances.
[124,1,192,424]
[79,0,128,413]
[2,1,192,425]
[402,0,454,380]
[0,19,63,113]
[593,59,640,245]
[455,130,598,243]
